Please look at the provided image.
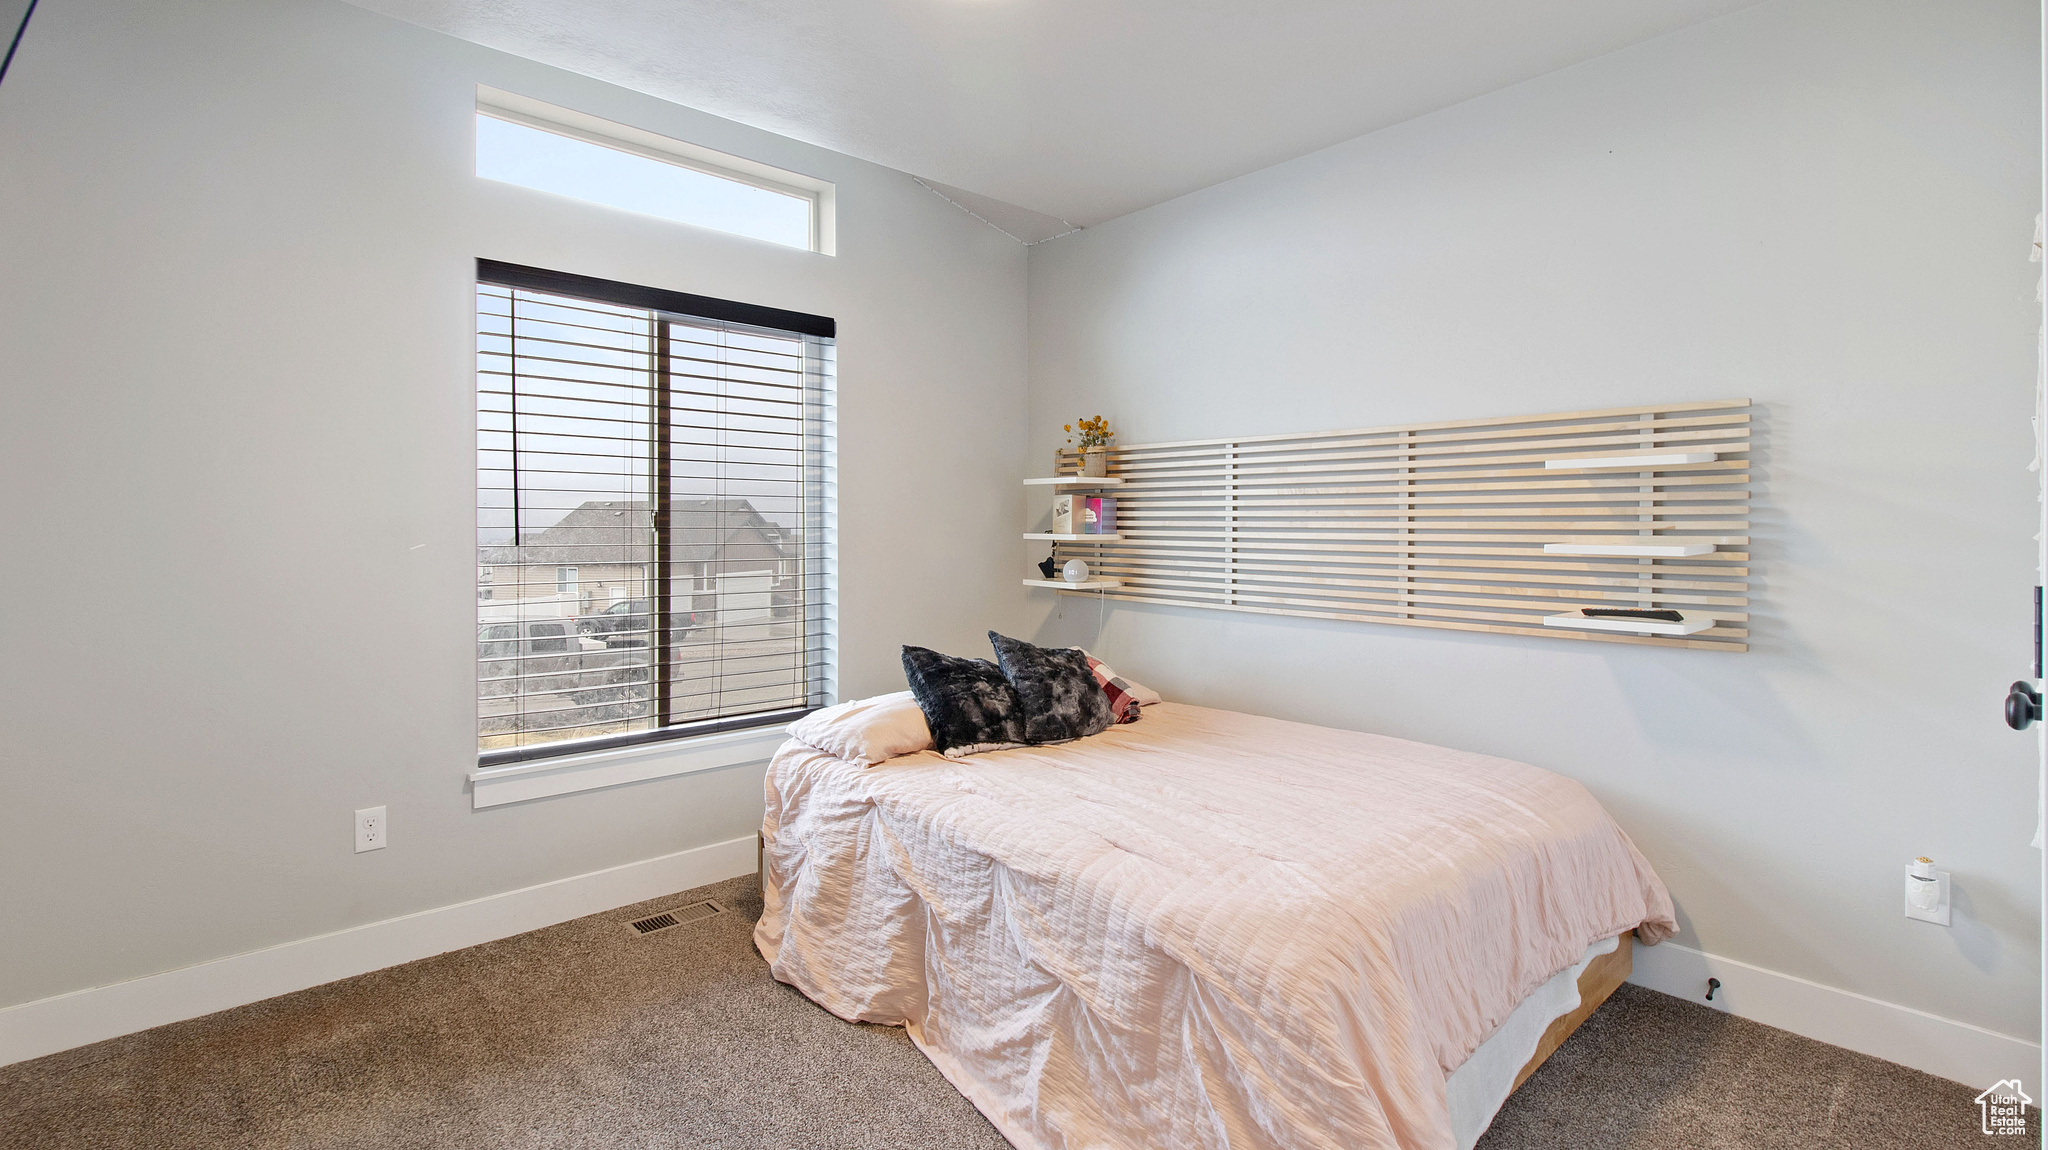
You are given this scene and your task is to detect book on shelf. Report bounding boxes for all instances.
[1053,494,1117,535]
[1052,493,1075,534]
[1083,495,1117,534]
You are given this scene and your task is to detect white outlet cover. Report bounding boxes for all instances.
[1904,865,1950,926]
[355,805,387,854]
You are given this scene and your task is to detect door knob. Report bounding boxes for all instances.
[2005,681,2041,730]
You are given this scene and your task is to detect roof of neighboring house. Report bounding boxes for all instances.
[479,499,791,566]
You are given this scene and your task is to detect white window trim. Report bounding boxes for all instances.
[468,723,789,809]
[476,86,837,256]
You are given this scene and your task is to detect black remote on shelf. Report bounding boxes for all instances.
[1581,608,1684,622]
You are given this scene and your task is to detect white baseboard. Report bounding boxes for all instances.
[7,865,2031,1090]
[0,834,759,1068]
[1629,939,2040,1089]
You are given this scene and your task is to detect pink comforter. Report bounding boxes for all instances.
[756,702,1675,1150]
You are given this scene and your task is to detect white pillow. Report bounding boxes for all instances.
[787,691,934,765]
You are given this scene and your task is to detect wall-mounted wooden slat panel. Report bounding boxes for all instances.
[1049,399,1751,651]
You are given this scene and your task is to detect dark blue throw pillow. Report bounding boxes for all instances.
[988,631,1115,745]
[901,645,1028,757]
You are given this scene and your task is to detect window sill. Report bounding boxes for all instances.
[468,724,790,809]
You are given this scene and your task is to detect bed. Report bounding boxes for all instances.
[756,700,1675,1150]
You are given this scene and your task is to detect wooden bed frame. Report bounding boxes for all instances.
[1508,932,1634,1091]
[1045,400,1753,654]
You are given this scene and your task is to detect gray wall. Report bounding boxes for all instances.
[1026,0,2041,1037]
[0,0,1028,1007]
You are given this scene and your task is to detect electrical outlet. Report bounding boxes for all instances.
[355,806,387,853]
[1904,860,1950,926]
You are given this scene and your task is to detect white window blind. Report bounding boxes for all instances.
[476,261,835,765]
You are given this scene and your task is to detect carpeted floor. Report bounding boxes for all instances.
[1477,981,2036,1150]
[0,875,2029,1150]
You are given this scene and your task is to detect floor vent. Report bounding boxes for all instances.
[628,899,725,937]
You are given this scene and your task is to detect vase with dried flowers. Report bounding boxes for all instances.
[1065,416,1114,477]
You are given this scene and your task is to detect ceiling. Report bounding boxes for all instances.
[349,0,1765,228]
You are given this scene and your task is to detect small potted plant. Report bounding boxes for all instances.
[1065,416,1114,477]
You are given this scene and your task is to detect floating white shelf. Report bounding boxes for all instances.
[1024,532,1124,542]
[1544,451,1718,471]
[1543,542,1716,558]
[1023,476,1126,487]
[1543,612,1715,637]
[1022,578,1123,591]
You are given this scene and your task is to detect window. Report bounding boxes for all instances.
[475,87,834,254]
[477,260,835,765]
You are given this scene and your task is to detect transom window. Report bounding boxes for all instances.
[476,261,835,764]
[475,87,834,254]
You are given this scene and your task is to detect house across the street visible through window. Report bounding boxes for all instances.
[475,261,835,765]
